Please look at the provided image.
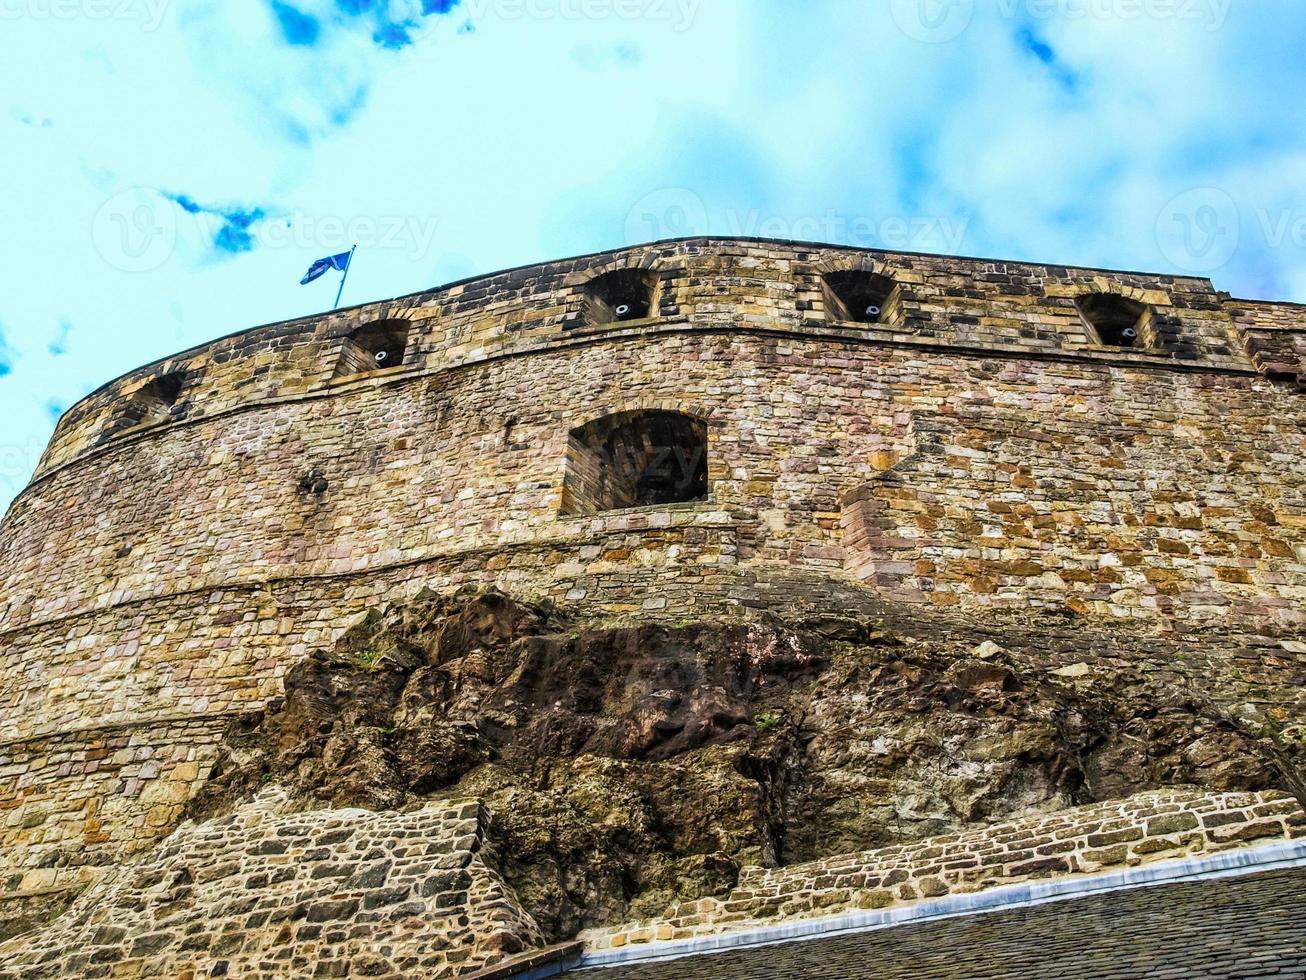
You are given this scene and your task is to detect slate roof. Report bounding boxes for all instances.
[573,866,1306,979]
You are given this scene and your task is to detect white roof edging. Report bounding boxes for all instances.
[577,838,1306,971]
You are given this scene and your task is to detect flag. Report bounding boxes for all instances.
[300,250,352,285]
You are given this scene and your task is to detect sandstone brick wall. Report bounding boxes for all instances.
[0,238,1302,907]
[582,789,1305,953]
[841,389,1305,618]
[1228,298,1306,382]
[4,330,1302,635]
[28,239,1254,479]
[1,718,224,897]
[0,792,544,979]
[2,346,1300,736]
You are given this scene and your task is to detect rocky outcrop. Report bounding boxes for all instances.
[185,588,1303,941]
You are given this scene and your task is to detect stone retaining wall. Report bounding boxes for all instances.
[581,789,1305,953]
[11,332,1300,637]
[0,718,225,897]
[0,791,544,979]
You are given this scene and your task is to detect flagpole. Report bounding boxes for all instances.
[333,245,357,310]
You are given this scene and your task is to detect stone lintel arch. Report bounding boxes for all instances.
[809,253,894,279]
[559,247,671,287]
[321,301,429,339]
[1078,276,1171,308]
[574,398,714,423]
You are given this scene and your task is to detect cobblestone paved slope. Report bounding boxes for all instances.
[577,866,1306,979]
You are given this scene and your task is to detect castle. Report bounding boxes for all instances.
[1,238,1303,976]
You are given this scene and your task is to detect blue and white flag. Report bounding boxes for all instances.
[300,250,352,285]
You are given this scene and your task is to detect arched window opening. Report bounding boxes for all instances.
[1076,293,1152,348]
[578,269,657,328]
[562,410,709,515]
[823,271,899,324]
[335,319,410,377]
[118,371,185,431]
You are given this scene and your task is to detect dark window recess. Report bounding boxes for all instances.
[1076,293,1150,348]
[562,410,709,515]
[335,320,410,377]
[117,372,185,431]
[579,269,657,327]
[823,271,898,324]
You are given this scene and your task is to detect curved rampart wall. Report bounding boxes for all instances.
[1,238,1303,900]
[27,239,1256,480]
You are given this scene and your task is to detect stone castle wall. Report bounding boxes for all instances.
[0,792,545,979]
[4,787,1298,978]
[1,238,1303,912]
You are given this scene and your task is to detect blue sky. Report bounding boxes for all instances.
[2,0,1305,514]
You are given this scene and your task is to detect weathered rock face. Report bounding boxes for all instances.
[190,588,1299,940]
